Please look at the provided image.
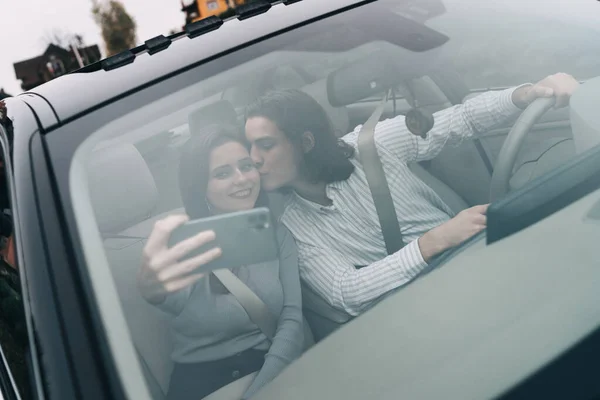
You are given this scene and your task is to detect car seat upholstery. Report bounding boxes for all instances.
[264,65,310,91]
[301,79,350,138]
[88,143,180,399]
[408,163,468,215]
[188,99,241,135]
[88,143,159,235]
[298,79,469,340]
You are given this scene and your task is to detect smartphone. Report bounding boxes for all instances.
[167,207,278,273]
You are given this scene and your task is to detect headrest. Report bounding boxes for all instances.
[188,100,239,136]
[301,79,350,138]
[267,66,308,91]
[87,143,158,234]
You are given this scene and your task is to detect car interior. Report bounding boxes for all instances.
[253,76,600,400]
[79,17,597,399]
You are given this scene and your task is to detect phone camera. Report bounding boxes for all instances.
[249,214,269,229]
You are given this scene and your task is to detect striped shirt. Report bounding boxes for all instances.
[280,87,523,317]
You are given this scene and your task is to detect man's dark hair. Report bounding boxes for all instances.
[246,89,355,184]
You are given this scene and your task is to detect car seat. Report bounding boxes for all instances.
[88,143,183,399]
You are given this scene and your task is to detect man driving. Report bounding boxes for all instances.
[243,73,580,318]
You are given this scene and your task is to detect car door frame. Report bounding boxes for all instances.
[3,96,129,400]
[0,121,21,400]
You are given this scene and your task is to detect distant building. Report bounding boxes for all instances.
[0,89,11,100]
[181,0,247,26]
[13,44,101,92]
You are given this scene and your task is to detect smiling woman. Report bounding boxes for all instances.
[206,143,259,210]
[178,124,264,219]
[135,124,306,400]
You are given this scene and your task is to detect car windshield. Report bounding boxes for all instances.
[64,0,600,398]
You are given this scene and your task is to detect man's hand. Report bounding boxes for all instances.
[512,73,580,109]
[418,204,489,263]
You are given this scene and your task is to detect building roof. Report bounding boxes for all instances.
[13,44,101,91]
[13,44,67,80]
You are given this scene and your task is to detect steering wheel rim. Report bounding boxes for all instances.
[489,97,557,202]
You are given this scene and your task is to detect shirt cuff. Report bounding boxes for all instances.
[500,83,534,114]
[400,239,429,278]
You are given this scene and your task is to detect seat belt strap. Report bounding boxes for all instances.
[357,90,404,255]
[212,268,277,340]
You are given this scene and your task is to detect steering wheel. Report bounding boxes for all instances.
[489,97,557,202]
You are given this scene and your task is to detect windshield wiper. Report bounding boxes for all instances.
[77,0,303,73]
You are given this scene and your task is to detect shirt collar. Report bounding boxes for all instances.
[288,180,346,212]
[329,180,345,192]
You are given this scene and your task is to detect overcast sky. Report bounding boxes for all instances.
[0,0,183,95]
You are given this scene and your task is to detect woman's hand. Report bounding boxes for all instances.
[138,214,222,305]
[419,204,489,262]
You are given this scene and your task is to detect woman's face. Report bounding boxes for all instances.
[206,141,261,214]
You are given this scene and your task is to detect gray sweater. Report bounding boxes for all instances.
[157,223,304,399]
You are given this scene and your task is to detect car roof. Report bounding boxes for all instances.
[27,0,365,130]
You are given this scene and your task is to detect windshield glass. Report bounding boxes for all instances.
[66,0,600,398]
[428,0,600,89]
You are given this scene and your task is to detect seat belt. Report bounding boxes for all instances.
[357,90,404,255]
[213,268,314,348]
[213,269,278,340]
[303,91,404,333]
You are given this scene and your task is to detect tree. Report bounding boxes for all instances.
[92,0,137,56]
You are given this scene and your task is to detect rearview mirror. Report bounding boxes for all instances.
[327,50,399,107]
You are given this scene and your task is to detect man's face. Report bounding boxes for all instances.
[245,116,300,191]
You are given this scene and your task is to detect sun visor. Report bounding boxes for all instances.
[327,45,444,107]
[570,76,600,154]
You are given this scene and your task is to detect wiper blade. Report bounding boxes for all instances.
[76,0,304,73]
[185,16,223,38]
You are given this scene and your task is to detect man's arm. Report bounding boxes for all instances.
[342,73,579,163]
[299,239,428,316]
[343,87,522,163]
[298,204,491,316]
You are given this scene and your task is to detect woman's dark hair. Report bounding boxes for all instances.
[246,89,355,184]
[178,124,268,219]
